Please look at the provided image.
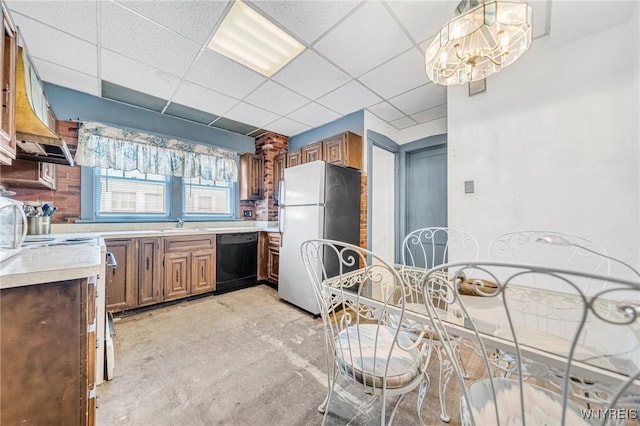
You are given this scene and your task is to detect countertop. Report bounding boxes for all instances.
[1,237,103,289]
[0,226,281,289]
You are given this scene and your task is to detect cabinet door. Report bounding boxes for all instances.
[164,253,190,301]
[302,141,322,163]
[286,149,302,168]
[273,153,286,204]
[40,162,57,189]
[138,238,163,306]
[86,278,97,426]
[191,249,215,294]
[239,153,263,200]
[105,239,137,312]
[266,233,280,285]
[0,10,16,163]
[323,132,362,169]
[1,279,87,425]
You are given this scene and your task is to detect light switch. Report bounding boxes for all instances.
[464,180,475,194]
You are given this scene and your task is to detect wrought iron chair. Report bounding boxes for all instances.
[399,227,479,422]
[421,261,640,425]
[301,239,432,426]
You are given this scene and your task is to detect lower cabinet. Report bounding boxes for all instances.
[105,239,137,311]
[259,232,280,286]
[164,252,190,301]
[163,236,216,299]
[0,278,96,425]
[138,238,163,306]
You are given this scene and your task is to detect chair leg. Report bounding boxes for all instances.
[454,341,469,379]
[319,368,338,414]
[388,393,406,426]
[437,346,453,423]
[417,375,430,426]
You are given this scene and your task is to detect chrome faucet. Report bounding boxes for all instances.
[177,217,185,228]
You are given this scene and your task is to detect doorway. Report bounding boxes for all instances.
[371,145,396,263]
[405,145,447,236]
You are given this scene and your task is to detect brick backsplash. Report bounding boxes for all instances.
[4,121,80,224]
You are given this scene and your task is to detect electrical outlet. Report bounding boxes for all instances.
[464,180,475,194]
[243,210,253,217]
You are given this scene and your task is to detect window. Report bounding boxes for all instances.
[184,177,231,216]
[96,168,170,217]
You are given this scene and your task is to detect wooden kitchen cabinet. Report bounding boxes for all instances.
[273,152,286,204]
[105,238,137,311]
[286,148,302,168]
[163,235,216,299]
[302,141,322,163]
[259,232,280,286]
[0,5,16,166]
[191,249,216,294]
[322,131,362,170]
[266,233,280,285]
[239,153,263,200]
[164,252,190,301]
[138,237,163,306]
[0,158,57,189]
[1,278,96,425]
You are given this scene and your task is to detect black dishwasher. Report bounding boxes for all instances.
[216,233,258,294]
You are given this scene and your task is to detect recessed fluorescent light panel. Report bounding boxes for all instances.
[208,1,305,77]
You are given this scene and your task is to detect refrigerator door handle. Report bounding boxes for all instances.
[279,180,286,206]
[278,206,285,236]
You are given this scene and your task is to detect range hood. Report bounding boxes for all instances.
[14,46,74,166]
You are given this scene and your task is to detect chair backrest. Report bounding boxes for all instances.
[488,231,610,289]
[421,261,640,425]
[300,239,421,392]
[402,227,479,270]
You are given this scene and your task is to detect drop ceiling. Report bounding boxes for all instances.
[5,0,550,138]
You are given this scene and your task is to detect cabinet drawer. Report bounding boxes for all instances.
[164,236,215,252]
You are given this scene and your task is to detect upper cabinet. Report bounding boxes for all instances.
[285,131,363,171]
[0,4,16,166]
[239,153,263,201]
[323,131,362,170]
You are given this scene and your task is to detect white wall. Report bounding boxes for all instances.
[448,8,640,269]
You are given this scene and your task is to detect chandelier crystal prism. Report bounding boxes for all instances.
[425,0,532,86]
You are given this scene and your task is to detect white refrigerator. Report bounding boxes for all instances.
[278,161,361,314]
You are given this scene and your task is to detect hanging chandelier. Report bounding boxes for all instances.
[425,0,532,86]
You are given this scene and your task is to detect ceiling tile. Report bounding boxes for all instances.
[185,50,266,100]
[244,81,309,116]
[101,1,200,77]
[101,81,167,112]
[34,59,100,97]
[224,102,280,128]
[316,81,381,115]
[272,50,350,100]
[359,48,430,99]
[164,103,219,125]
[366,102,404,122]
[211,117,258,135]
[171,81,238,117]
[7,0,98,43]
[248,0,360,44]
[12,15,97,76]
[388,83,447,116]
[386,1,457,44]
[390,116,418,130]
[411,104,447,124]
[314,2,413,77]
[265,117,311,137]
[101,49,181,100]
[115,1,229,44]
[287,102,341,128]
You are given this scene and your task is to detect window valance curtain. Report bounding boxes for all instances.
[75,121,238,182]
